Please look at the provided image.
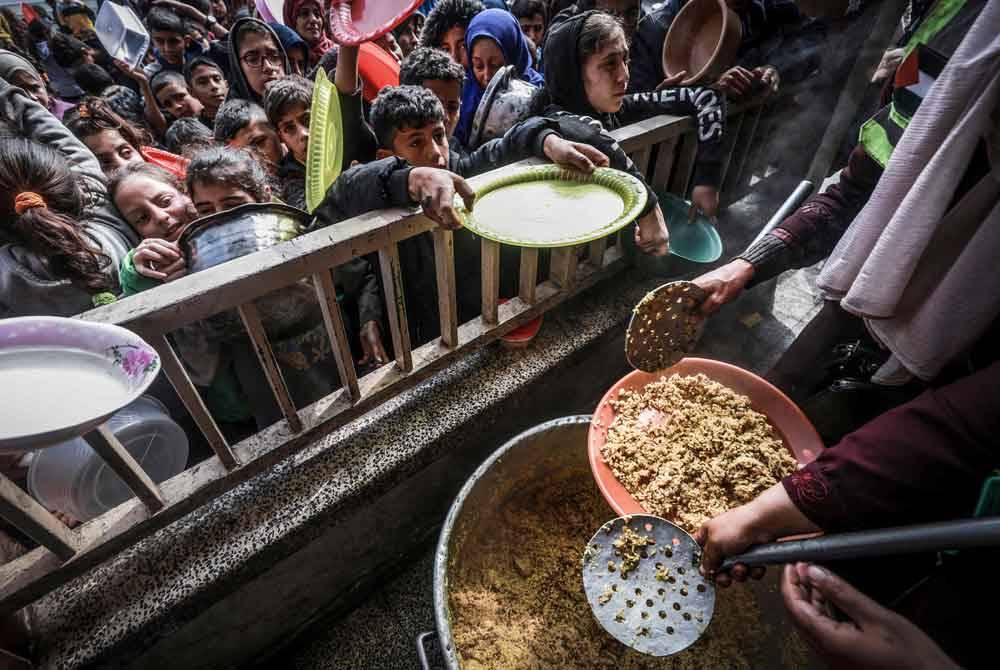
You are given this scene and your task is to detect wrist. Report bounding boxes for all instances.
[542,133,556,158]
[407,168,425,202]
[730,258,755,285]
[751,483,821,539]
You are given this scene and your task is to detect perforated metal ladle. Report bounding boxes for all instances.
[625,281,708,372]
[583,515,1000,656]
[625,181,819,373]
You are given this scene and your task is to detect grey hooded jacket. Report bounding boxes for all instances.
[0,80,138,318]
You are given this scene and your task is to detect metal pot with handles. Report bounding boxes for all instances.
[468,65,536,150]
[179,202,323,341]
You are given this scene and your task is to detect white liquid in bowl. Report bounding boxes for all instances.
[470,180,625,244]
[0,346,129,440]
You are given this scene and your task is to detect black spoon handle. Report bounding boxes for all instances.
[719,517,1000,571]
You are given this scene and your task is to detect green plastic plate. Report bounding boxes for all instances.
[305,68,344,213]
[456,165,648,248]
[658,191,723,263]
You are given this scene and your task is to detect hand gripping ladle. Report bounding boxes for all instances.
[583,515,1000,656]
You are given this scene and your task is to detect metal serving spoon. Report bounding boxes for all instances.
[583,514,1000,656]
[625,181,817,373]
[625,281,708,372]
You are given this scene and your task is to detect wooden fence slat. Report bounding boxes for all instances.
[0,474,79,561]
[152,335,239,469]
[615,114,692,153]
[650,137,679,190]
[433,230,459,347]
[550,246,578,289]
[630,146,653,179]
[723,105,763,197]
[481,239,501,324]
[238,302,303,432]
[668,133,699,196]
[378,243,413,373]
[588,237,607,268]
[518,247,539,304]
[83,425,165,512]
[312,270,361,401]
[718,112,746,188]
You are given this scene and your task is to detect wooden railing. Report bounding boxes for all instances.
[0,103,765,614]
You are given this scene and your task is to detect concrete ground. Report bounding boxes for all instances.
[266,172,827,670]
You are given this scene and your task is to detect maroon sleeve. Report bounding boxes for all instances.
[738,145,883,285]
[782,361,1000,533]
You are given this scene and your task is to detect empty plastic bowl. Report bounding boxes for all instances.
[95,2,150,71]
[359,41,400,102]
[329,0,423,46]
[662,0,742,85]
[28,395,189,521]
[255,0,284,24]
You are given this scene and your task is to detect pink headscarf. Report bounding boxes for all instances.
[283,0,335,65]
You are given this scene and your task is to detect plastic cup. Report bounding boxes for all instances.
[27,395,189,521]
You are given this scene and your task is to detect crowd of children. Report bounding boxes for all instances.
[0,0,822,430]
[3,5,998,667]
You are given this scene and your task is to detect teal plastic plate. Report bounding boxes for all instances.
[658,191,723,263]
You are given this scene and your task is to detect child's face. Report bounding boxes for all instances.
[518,13,546,48]
[84,129,145,176]
[114,175,194,241]
[189,64,228,113]
[231,116,284,166]
[276,102,310,164]
[191,180,260,217]
[423,79,462,138]
[11,71,50,111]
[395,20,419,58]
[294,2,324,45]
[583,33,629,114]
[239,32,286,96]
[440,25,468,67]
[288,47,307,76]
[152,30,188,66]
[156,80,205,119]
[470,37,505,90]
[382,120,449,169]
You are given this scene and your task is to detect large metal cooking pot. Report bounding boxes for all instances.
[468,65,536,149]
[419,415,818,669]
[179,203,323,341]
[423,416,594,669]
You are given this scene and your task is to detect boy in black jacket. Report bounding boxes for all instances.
[265,44,377,211]
[313,85,610,345]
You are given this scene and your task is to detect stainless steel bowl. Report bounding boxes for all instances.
[468,65,536,149]
[180,203,323,341]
